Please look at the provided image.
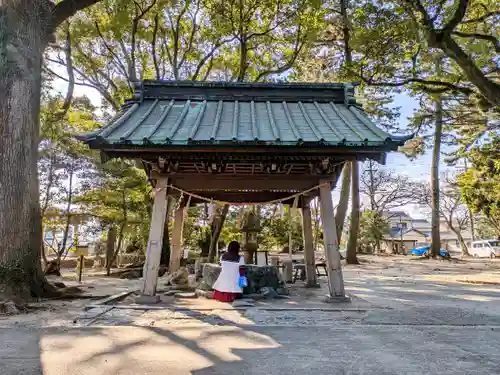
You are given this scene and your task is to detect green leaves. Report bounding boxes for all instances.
[357,210,389,253]
[458,136,500,231]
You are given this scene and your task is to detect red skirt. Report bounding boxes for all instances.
[213,290,240,302]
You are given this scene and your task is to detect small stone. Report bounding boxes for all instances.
[166,267,189,286]
[174,292,197,299]
[3,301,20,315]
[260,286,279,298]
[276,287,290,295]
[232,299,255,307]
[53,281,66,289]
[120,270,141,279]
[164,289,183,296]
[195,289,214,299]
[244,293,266,300]
[274,295,291,299]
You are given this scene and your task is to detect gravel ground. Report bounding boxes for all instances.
[2,255,500,374]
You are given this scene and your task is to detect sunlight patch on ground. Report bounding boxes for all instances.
[464,287,500,293]
[346,287,375,293]
[40,325,279,374]
[389,298,413,303]
[447,294,496,302]
[187,326,280,362]
[380,286,439,294]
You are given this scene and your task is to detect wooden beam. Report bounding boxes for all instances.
[301,202,318,287]
[169,202,187,273]
[141,178,169,297]
[188,191,315,203]
[169,174,329,191]
[319,179,346,299]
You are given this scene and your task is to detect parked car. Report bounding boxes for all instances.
[409,245,450,258]
[471,240,500,259]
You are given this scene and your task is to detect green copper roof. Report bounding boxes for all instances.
[80,81,411,149]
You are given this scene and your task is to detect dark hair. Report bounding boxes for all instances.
[222,241,241,262]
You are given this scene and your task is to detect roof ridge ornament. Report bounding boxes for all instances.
[344,83,357,106]
[132,81,144,102]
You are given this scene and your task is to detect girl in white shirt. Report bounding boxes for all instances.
[213,241,245,302]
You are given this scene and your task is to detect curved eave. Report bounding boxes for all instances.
[384,133,415,150]
[82,138,409,149]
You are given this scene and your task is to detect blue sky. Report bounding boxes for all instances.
[384,94,435,180]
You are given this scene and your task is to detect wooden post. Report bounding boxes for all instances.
[208,204,229,263]
[78,255,84,283]
[319,180,348,300]
[141,178,169,298]
[301,200,318,287]
[160,196,175,266]
[169,203,186,273]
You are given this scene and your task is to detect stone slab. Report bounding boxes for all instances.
[77,306,114,320]
[134,295,161,304]
[90,291,133,307]
[232,299,256,307]
[174,292,197,299]
[324,295,352,303]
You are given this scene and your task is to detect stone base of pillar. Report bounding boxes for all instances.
[304,282,321,289]
[324,295,351,303]
[135,294,161,304]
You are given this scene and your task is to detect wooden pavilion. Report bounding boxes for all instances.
[79,80,410,301]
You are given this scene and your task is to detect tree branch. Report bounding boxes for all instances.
[255,25,305,82]
[443,0,469,32]
[463,11,500,24]
[93,21,130,79]
[151,14,161,79]
[404,0,434,29]
[361,76,475,96]
[178,2,201,69]
[50,0,102,33]
[61,26,74,117]
[452,31,500,53]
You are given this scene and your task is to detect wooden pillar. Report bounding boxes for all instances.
[301,200,318,287]
[141,178,169,297]
[319,180,347,300]
[169,202,186,273]
[160,196,175,266]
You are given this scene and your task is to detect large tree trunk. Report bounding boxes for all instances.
[0,3,50,299]
[0,0,106,300]
[346,161,360,264]
[430,62,443,258]
[334,163,351,244]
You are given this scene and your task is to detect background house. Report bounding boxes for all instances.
[381,211,472,255]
